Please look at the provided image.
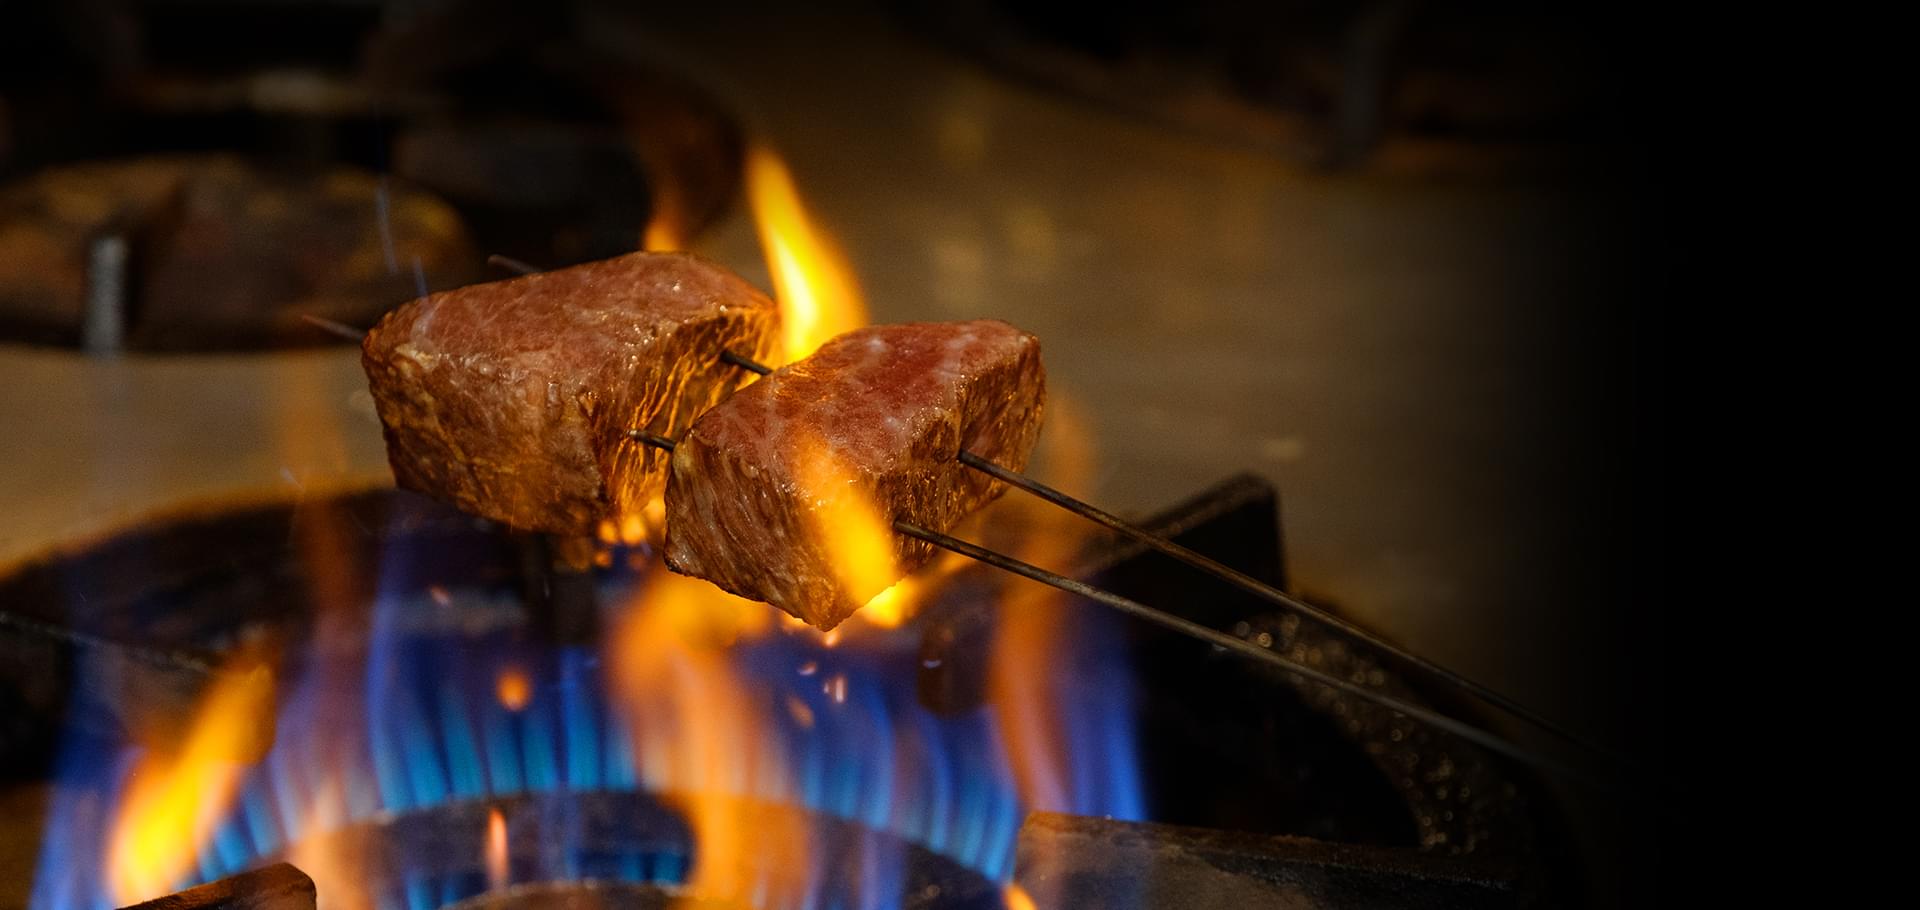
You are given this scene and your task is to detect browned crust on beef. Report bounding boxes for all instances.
[360,251,779,535]
[663,320,1045,629]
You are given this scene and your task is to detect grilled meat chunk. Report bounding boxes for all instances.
[361,251,780,536]
[664,320,1046,629]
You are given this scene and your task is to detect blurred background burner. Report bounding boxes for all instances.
[0,0,743,352]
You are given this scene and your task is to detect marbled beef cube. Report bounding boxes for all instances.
[664,320,1046,629]
[361,251,779,536]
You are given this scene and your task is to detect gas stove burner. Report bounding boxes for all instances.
[0,2,743,353]
[3,476,1570,908]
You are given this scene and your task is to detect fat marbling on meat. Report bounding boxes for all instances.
[361,251,780,536]
[663,320,1046,630]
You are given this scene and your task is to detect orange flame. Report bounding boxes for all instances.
[747,145,868,364]
[486,808,509,892]
[608,572,811,904]
[104,658,274,904]
[858,550,968,629]
[790,431,900,618]
[989,394,1099,810]
[597,514,647,549]
[1005,883,1039,910]
[496,668,531,712]
[860,582,914,628]
[642,214,684,253]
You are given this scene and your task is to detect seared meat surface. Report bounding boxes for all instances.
[664,320,1046,629]
[362,251,779,536]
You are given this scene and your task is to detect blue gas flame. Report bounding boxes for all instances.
[30,532,1141,910]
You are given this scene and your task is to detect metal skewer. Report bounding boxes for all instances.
[299,313,369,343]
[304,252,538,341]
[486,254,543,277]
[627,430,1592,788]
[719,348,771,375]
[714,350,1628,772]
[630,431,680,451]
